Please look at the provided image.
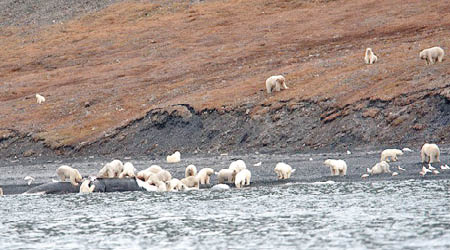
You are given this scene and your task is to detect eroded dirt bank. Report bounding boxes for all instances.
[0,0,449,158]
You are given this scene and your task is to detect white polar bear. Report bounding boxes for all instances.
[156,181,168,192]
[419,47,444,65]
[79,180,95,193]
[185,165,197,178]
[35,93,45,104]
[136,169,155,182]
[167,151,181,163]
[211,184,230,191]
[56,165,83,186]
[364,48,378,64]
[119,162,136,178]
[265,75,288,94]
[367,161,391,175]
[235,169,251,188]
[421,143,440,163]
[181,176,200,189]
[97,160,124,178]
[380,149,404,162]
[274,162,296,180]
[229,160,247,174]
[155,169,172,182]
[168,178,186,192]
[148,165,162,174]
[323,159,347,176]
[197,168,214,185]
[216,169,237,184]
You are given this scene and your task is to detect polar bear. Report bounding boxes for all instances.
[367,161,391,175]
[167,151,181,163]
[229,160,246,173]
[274,162,296,180]
[216,169,237,184]
[168,178,186,192]
[380,149,404,162]
[185,165,197,178]
[419,47,444,65]
[35,93,45,104]
[56,165,83,186]
[136,169,156,182]
[197,168,214,185]
[266,75,288,94]
[79,180,95,193]
[181,176,200,189]
[211,184,230,191]
[323,159,347,176]
[97,160,124,178]
[364,48,378,64]
[148,165,162,174]
[421,143,440,163]
[119,162,136,178]
[235,169,251,188]
[155,169,172,182]
[155,181,169,192]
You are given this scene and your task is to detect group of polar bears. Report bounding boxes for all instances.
[265,46,445,94]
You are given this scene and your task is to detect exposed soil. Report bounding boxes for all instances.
[0,0,449,158]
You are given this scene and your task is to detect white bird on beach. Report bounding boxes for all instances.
[346,150,351,155]
[402,148,413,152]
[24,176,35,185]
[253,162,262,167]
[397,166,406,172]
[309,158,313,161]
[428,164,435,170]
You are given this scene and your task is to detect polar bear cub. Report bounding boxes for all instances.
[274,162,296,180]
[235,169,251,188]
[56,165,83,186]
[367,161,391,175]
[229,160,246,173]
[181,176,200,189]
[380,149,404,162]
[421,143,440,163]
[79,180,95,193]
[323,159,347,176]
[185,165,197,178]
[216,169,237,184]
[167,151,181,163]
[97,160,124,178]
[364,48,378,64]
[419,47,444,65]
[266,75,288,94]
[197,168,214,185]
[35,93,45,104]
[119,162,136,178]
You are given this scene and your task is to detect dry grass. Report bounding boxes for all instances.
[0,0,449,147]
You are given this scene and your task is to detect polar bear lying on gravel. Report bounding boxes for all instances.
[167,151,181,163]
[421,143,440,163]
[419,47,444,65]
[197,168,214,185]
[97,160,124,178]
[216,169,237,184]
[367,161,391,175]
[323,159,347,176]
[274,162,296,180]
[119,162,136,178]
[266,75,288,94]
[56,165,83,186]
[380,149,403,162]
[185,165,197,178]
[364,48,378,64]
[235,169,251,188]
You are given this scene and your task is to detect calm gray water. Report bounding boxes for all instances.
[1,179,450,250]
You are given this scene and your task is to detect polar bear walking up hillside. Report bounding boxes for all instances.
[364,48,378,64]
[266,75,288,94]
[419,47,444,65]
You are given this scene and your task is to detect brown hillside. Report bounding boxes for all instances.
[0,0,449,149]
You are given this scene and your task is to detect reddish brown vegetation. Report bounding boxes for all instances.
[0,0,449,148]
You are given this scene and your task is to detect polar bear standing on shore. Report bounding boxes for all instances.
[323,159,347,176]
[216,169,237,184]
[79,180,95,193]
[56,165,83,186]
[380,149,404,162]
[266,75,288,94]
[197,168,214,185]
[229,160,246,173]
[419,47,444,65]
[119,162,136,178]
[185,165,197,178]
[364,48,378,64]
[235,169,251,188]
[167,151,181,163]
[274,162,296,180]
[421,143,440,163]
[367,161,391,175]
[97,160,124,178]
